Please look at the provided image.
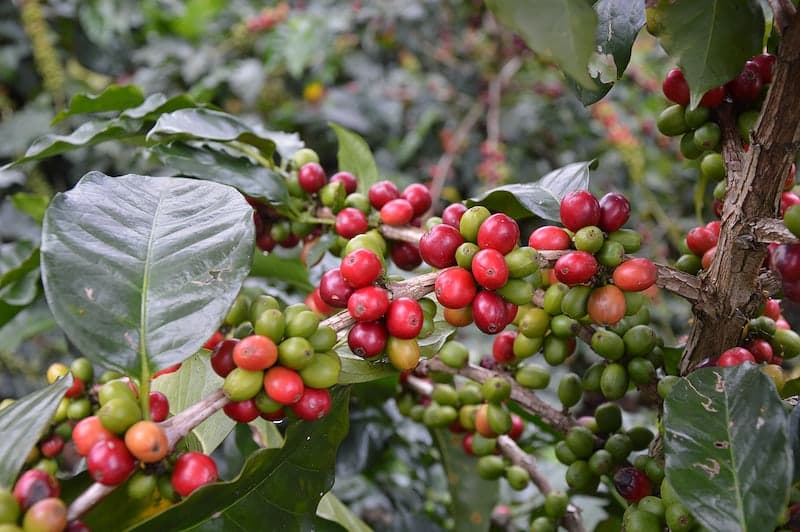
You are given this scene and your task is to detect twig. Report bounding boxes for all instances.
[746,217,799,245]
[379,224,425,244]
[486,57,524,145]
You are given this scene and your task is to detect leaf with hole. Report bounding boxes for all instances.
[41,172,254,376]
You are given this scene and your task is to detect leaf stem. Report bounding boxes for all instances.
[230,141,276,170]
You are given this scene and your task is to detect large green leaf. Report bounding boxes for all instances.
[467,161,593,221]
[120,93,200,121]
[487,0,597,88]
[647,0,764,107]
[316,492,371,532]
[0,242,40,306]
[329,123,379,194]
[0,376,73,489]
[337,354,397,385]
[571,0,646,104]
[147,108,276,155]
[129,387,351,531]
[41,172,254,376]
[151,352,234,454]
[153,142,288,205]
[52,85,145,125]
[250,253,312,291]
[664,364,792,531]
[11,192,49,224]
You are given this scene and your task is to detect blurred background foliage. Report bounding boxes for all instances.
[0,1,747,529]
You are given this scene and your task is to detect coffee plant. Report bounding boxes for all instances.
[1,1,800,531]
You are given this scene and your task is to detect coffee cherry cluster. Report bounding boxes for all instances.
[212,294,340,422]
[0,470,75,532]
[618,477,696,532]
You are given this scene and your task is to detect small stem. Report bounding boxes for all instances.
[748,217,799,245]
[229,141,276,170]
[379,224,426,244]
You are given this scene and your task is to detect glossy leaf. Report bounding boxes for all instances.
[153,142,288,205]
[52,85,145,124]
[418,321,455,358]
[789,404,800,482]
[487,0,597,88]
[316,492,371,532]
[0,375,73,489]
[147,108,276,155]
[11,192,49,224]
[0,241,40,306]
[337,354,397,385]
[467,161,592,221]
[151,351,234,455]
[41,172,254,376]
[664,364,792,531]
[250,253,312,291]
[647,0,764,107]
[129,387,351,531]
[329,123,379,194]
[120,93,200,121]
[432,428,498,532]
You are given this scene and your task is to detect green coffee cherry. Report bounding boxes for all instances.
[597,240,625,268]
[345,192,371,214]
[223,368,264,401]
[459,206,491,242]
[505,464,530,490]
[605,433,633,463]
[592,329,625,361]
[623,325,657,357]
[254,308,286,343]
[278,337,314,370]
[308,326,337,352]
[700,152,725,181]
[544,491,569,519]
[543,336,572,366]
[660,478,680,506]
[423,404,458,428]
[665,502,694,532]
[684,105,710,129]
[225,294,251,327]
[625,508,662,532]
[565,460,595,491]
[628,357,656,385]
[285,311,320,339]
[497,279,533,306]
[542,283,570,315]
[773,328,800,358]
[680,131,703,159]
[232,321,254,339]
[457,383,484,405]
[456,242,479,269]
[627,426,655,450]
[558,373,582,408]
[573,226,604,254]
[513,333,543,359]
[608,229,642,253]
[418,298,437,318]
[470,433,497,456]
[250,295,280,323]
[97,398,141,434]
[645,459,665,484]
[69,358,93,383]
[505,247,539,278]
[254,391,283,414]
[638,495,666,519]
[99,380,137,406]
[561,286,592,319]
[487,403,512,435]
[158,474,180,503]
[439,340,469,368]
[476,455,505,480]
[320,181,346,212]
[299,351,341,389]
[432,384,459,406]
[518,308,551,338]
[582,362,605,392]
[515,364,550,389]
[0,489,20,524]
[675,254,702,274]
[550,314,578,338]
[565,426,595,459]
[530,516,556,532]
[482,377,511,403]
[291,148,319,167]
[458,405,479,431]
[555,440,577,465]
[657,104,689,136]
[67,398,92,420]
[588,449,614,476]
[595,402,622,433]
[128,472,157,500]
[693,122,721,151]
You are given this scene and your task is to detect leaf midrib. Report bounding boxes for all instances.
[139,187,166,375]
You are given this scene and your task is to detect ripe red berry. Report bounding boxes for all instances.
[401,183,432,216]
[700,86,726,108]
[764,298,782,320]
[419,224,465,268]
[442,203,468,228]
[435,267,477,309]
[389,241,422,271]
[257,231,277,252]
[319,268,355,308]
[210,339,240,378]
[705,220,721,238]
[598,193,631,232]
[347,321,388,358]
[752,53,776,84]
[203,331,224,351]
[746,339,773,363]
[368,180,400,209]
[298,162,327,194]
[13,469,60,510]
[341,248,383,288]
[233,335,278,371]
[64,377,85,399]
[472,248,510,290]
[172,452,218,497]
[291,388,332,421]
[717,347,756,367]
[380,198,415,226]
[472,290,510,334]
[612,258,658,292]
[528,226,571,250]
[613,467,652,503]
[554,251,599,285]
[149,391,170,422]
[87,437,135,486]
[560,190,601,232]
[335,208,369,239]
[727,61,763,105]
[263,366,305,404]
[509,414,524,441]
[492,331,517,363]
[686,226,718,256]
[40,434,65,458]
[781,192,800,216]
[773,244,800,282]
[462,433,475,456]
[152,363,181,379]
[386,298,424,339]
[662,68,690,106]
[477,213,520,254]
[329,171,357,194]
[348,286,390,322]
[223,399,261,423]
[72,415,115,456]
[701,245,716,270]
[308,287,334,316]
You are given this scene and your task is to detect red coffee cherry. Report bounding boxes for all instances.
[223,399,261,423]
[64,377,85,399]
[529,226,571,250]
[492,330,517,363]
[701,245,716,270]
[419,224,465,268]
[291,388,332,421]
[472,248,510,290]
[23,498,67,532]
[699,86,726,108]
[686,226,717,256]
[72,415,115,456]
[598,193,631,232]
[87,437,135,486]
[124,421,169,463]
[401,183,432,216]
[152,363,181,379]
[257,231,277,252]
[717,347,756,367]
[263,366,305,405]
[477,213,520,254]
[781,192,800,216]
[746,338,773,363]
[149,391,170,422]
[472,290,510,334]
[380,198,415,226]
[435,267,477,309]
[773,244,800,282]
[587,285,627,326]
[462,433,475,456]
[203,331,224,351]
[329,171,357,194]
[662,67,690,106]
[560,190,601,232]
[612,258,658,292]
[348,286,390,322]
[319,268,355,308]
[554,251,599,285]
[13,469,60,510]
[385,298,424,339]
[210,339,240,378]
[442,203,468,228]
[347,321,388,358]
[727,61,763,105]
[705,220,721,238]
[613,467,652,503]
[340,248,383,288]
[764,298,782,320]
[335,208,369,239]
[752,53,776,84]
[389,241,422,271]
[368,180,400,209]
[509,414,524,441]
[233,335,278,371]
[171,452,219,497]
[40,435,65,458]
[298,162,326,194]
